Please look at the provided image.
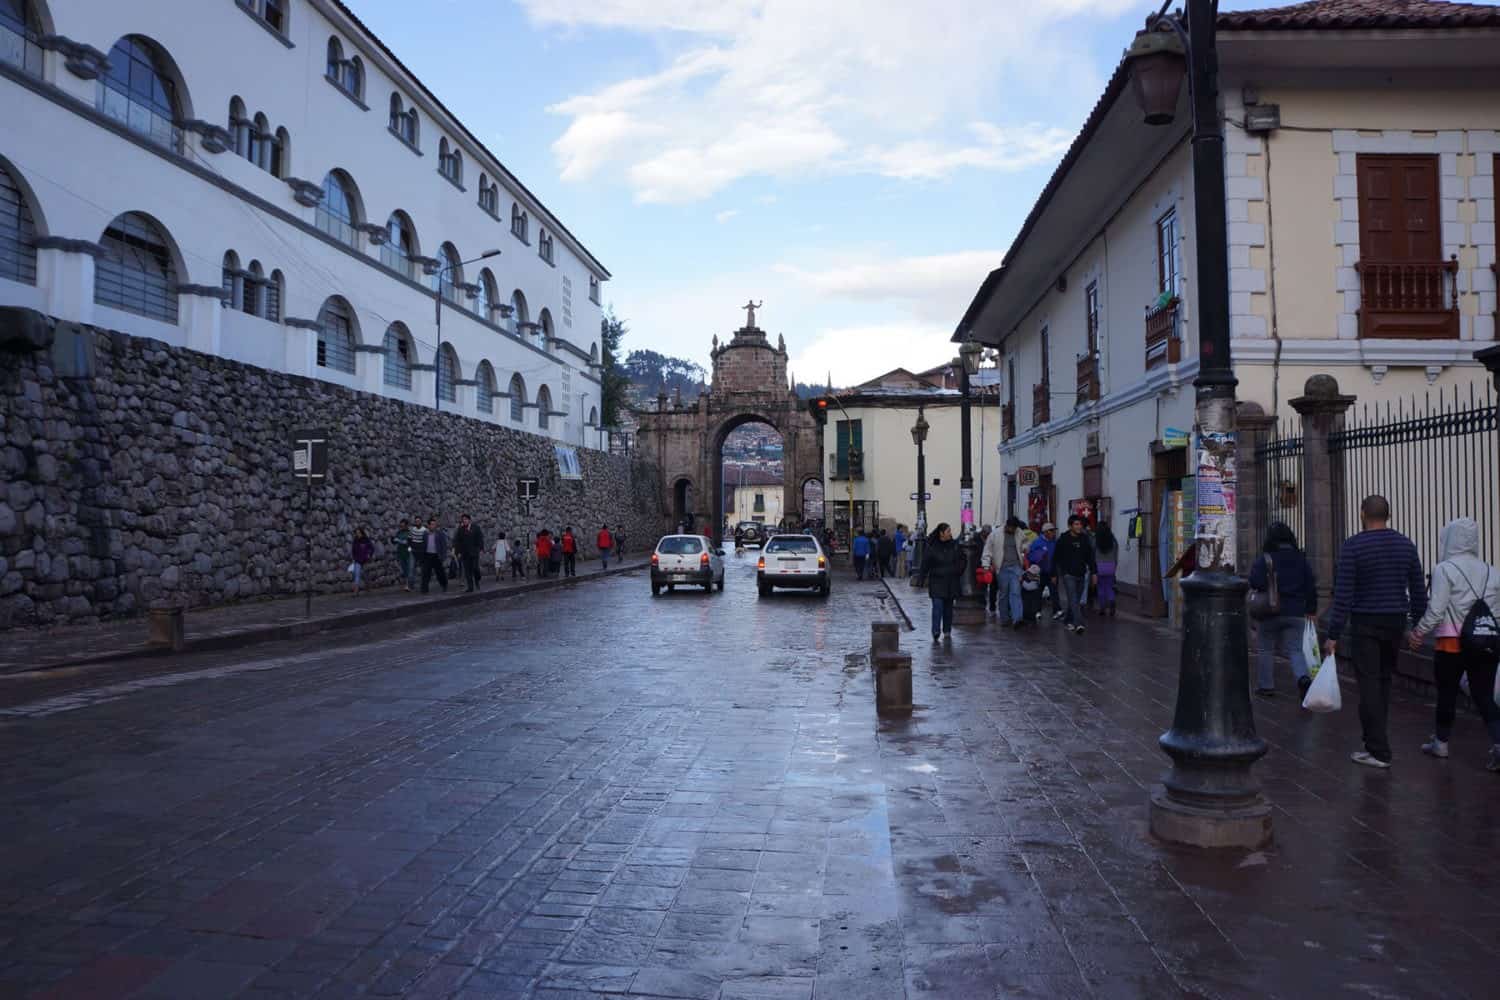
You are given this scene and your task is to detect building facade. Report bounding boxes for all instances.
[0,0,609,446]
[817,369,1003,547]
[957,0,1500,616]
[724,468,784,528]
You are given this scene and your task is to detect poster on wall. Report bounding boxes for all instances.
[1027,488,1050,532]
[554,444,583,481]
[1068,499,1097,531]
[1194,430,1236,568]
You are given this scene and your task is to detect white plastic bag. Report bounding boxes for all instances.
[347,561,359,575]
[1493,665,1500,707]
[1302,654,1341,713]
[1301,620,1321,676]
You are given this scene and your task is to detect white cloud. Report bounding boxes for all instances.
[523,0,1137,203]
[714,209,741,223]
[777,249,1002,322]
[789,323,959,387]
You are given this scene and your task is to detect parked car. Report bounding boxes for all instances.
[757,534,830,598]
[651,535,726,595]
[734,521,769,547]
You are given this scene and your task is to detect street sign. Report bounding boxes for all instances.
[290,428,328,481]
[1163,426,1190,448]
[909,492,932,501]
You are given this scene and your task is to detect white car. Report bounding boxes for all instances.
[757,534,831,598]
[651,534,726,595]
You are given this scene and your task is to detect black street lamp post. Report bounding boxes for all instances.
[1125,0,1270,849]
[954,340,984,626]
[911,407,929,583]
[434,248,500,412]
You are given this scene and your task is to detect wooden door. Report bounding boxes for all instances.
[1136,478,1164,617]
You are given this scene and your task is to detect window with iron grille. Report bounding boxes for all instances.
[317,298,356,373]
[383,325,412,389]
[0,164,36,285]
[265,270,282,321]
[1,0,43,77]
[97,36,181,151]
[432,244,462,303]
[242,260,263,317]
[509,374,526,421]
[537,386,552,429]
[220,250,240,309]
[96,213,177,323]
[1085,281,1099,356]
[476,363,495,412]
[437,347,457,402]
[381,212,416,279]
[1157,208,1180,296]
[316,172,358,246]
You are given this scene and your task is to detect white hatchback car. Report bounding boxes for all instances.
[651,534,726,595]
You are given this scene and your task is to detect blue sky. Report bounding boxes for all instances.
[352,0,1267,385]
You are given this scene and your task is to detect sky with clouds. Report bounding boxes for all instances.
[353,0,1267,386]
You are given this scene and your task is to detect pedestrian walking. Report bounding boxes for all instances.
[893,525,908,579]
[1325,495,1427,769]
[1247,521,1317,699]
[983,517,1027,628]
[549,528,564,577]
[511,533,527,578]
[420,516,449,594]
[494,533,510,583]
[350,527,373,595]
[852,529,871,580]
[1094,522,1119,617]
[1020,564,1045,623]
[597,524,615,569]
[561,527,579,577]
[390,520,415,592]
[614,530,626,558]
[1408,517,1500,769]
[543,530,561,578]
[919,523,962,641]
[1027,523,1059,621]
[1054,515,1097,633]
[452,514,484,592]
[877,529,895,579]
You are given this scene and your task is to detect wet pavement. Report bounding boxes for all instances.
[1,554,1497,999]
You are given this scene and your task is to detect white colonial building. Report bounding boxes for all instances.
[0,0,610,447]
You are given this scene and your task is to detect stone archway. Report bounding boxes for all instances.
[636,307,822,543]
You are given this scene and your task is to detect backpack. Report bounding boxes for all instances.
[1247,553,1280,620]
[1454,567,1500,661]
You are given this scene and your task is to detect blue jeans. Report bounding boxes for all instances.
[1063,575,1086,627]
[997,565,1023,623]
[1256,615,1311,689]
[930,597,954,637]
[601,547,611,569]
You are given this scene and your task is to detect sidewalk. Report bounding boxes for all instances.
[0,555,648,676]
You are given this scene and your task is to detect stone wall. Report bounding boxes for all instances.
[0,309,666,628]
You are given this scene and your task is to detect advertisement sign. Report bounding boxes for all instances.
[554,445,583,481]
[1194,429,1237,568]
[1017,466,1041,488]
[1163,426,1190,448]
[1027,488,1050,532]
[960,487,974,526]
[1068,499,1097,531]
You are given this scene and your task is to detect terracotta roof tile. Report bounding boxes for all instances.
[1218,0,1500,31]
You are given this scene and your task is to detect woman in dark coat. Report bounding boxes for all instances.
[919,522,962,641]
[1247,520,1317,698]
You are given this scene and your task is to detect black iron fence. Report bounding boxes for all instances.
[1253,417,1305,549]
[1329,382,1499,571]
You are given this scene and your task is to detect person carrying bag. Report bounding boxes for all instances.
[1248,522,1317,699]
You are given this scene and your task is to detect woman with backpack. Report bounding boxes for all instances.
[1408,517,1500,770]
[1247,521,1317,699]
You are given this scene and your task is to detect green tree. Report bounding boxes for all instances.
[600,309,632,426]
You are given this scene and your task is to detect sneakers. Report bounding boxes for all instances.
[1052,611,1066,621]
[1421,736,1450,759]
[1064,624,1076,633]
[1075,624,1086,634]
[1351,751,1391,769]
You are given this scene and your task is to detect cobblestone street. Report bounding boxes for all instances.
[2,558,1497,999]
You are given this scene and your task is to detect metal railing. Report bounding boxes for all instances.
[1252,417,1304,547]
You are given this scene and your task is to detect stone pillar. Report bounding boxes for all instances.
[35,238,101,326]
[411,362,437,410]
[177,286,228,354]
[1234,401,1275,573]
[453,378,476,417]
[355,343,387,394]
[1289,375,1356,618]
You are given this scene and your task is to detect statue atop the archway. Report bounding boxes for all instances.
[777,333,785,353]
[742,299,762,329]
[712,333,719,353]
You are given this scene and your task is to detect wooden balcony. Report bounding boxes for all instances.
[1354,256,1459,339]
[1144,298,1181,370]
[1075,353,1099,407]
[1032,382,1050,427]
[1001,402,1015,442]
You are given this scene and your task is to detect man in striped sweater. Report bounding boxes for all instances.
[1324,495,1427,769]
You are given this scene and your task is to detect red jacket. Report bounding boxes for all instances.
[561,532,577,554]
[536,535,552,558]
[597,529,614,550]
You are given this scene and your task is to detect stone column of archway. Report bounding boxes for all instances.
[783,426,800,529]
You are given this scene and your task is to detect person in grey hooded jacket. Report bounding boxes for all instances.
[1409,517,1500,770]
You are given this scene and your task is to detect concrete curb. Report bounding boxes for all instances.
[6,561,647,676]
[879,576,915,631]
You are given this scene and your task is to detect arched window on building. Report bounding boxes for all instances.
[0,161,38,286]
[266,269,283,322]
[511,203,528,242]
[476,268,497,323]
[475,361,496,414]
[510,289,528,334]
[326,38,363,100]
[243,259,264,317]
[250,112,269,170]
[433,242,461,303]
[478,174,498,215]
[98,36,183,151]
[381,210,417,279]
[536,385,553,430]
[538,229,554,265]
[316,296,356,373]
[539,308,554,345]
[383,323,413,389]
[95,212,177,323]
[228,96,250,158]
[221,250,242,310]
[588,406,598,429]
[315,170,359,246]
[325,37,343,80]
[438,138,463,185]
[509,373,526,423]
[0,0,44,77]
[436,344,458,403]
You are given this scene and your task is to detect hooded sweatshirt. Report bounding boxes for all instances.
[1413,518,1500,640]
